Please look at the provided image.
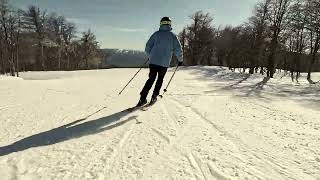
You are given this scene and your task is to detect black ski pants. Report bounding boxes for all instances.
[140,64,168,100]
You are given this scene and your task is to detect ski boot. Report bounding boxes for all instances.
[150,96,157,105]
[136,98,147,107]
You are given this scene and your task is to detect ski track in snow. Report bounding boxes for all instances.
[169,98,306,180]
[0,67,320,179]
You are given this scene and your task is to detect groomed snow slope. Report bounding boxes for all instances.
[0,67,319,180]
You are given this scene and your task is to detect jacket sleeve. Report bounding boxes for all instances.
[145,32,156,57]
[172,34,183,62]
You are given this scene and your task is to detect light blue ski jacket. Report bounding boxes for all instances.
[145,25,183,68]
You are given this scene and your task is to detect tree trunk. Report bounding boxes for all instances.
[307,35,319,82]
[0,46,4,74]
[58,48,61,70]
[67,55,70,71]
[296,72,300,83]
[9,46,15,76]
[85,57,88,69]
[307,54,317,82]
[16,44,19,77]
[39,42,45,71]
[260,66,264,75]
[249,67,254,74]
[267,36,278,78]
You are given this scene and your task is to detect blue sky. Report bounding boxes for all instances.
[12,0,259,50]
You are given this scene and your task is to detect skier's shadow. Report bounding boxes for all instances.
[0,107,139,157]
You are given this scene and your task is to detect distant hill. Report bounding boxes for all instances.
[100,49,148,68]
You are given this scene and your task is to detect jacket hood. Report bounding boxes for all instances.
[159,25,172,31]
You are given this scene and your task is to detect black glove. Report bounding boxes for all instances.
[178,61,183,66]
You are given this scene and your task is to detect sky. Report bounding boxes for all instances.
[11,0,259,50]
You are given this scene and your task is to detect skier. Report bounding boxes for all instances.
[137,17,183,107]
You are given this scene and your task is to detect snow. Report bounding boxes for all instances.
[0,67,319,179]
[0,75,23,81]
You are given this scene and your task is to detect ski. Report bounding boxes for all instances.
[141,100,157,111]
[127,106,143,112]
[127,102,149,112]
[128,98,158,112]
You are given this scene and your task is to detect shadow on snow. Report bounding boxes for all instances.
[0,107,139,157]
[183,66,320,111]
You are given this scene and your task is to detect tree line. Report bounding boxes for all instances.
[179,0,320,83]
[0,0,103,76]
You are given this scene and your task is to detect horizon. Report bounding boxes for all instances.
[12,0,259,51]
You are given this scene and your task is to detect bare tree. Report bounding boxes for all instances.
[23,6,47,70]
[178,28,187,64]
[306,0,320,82]
[1,1,100,73]
[62,22,76,70]
[179,0,320,79]
[0,0,9,74]
[80,29,99,69]
[267,0,292,77]
[249,0,271,74]
[183,11,215,66]
[47,13,64,69]
[285,0,308,81]
[0,0,21,76]
[15,10,23,77]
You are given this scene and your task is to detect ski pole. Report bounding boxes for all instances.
[160,65,179,98]
[118,59,149,95]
